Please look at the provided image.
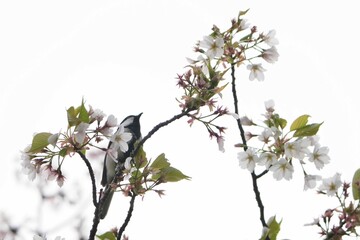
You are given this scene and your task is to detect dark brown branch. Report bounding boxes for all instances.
[88,193,102,240]
[256,169,269,179]
[231,63,267,228]
[133,109,192,157]
[251,172,267,227]
[231,64,247,148]
[117,194,137,240]
[77,151,98,207]
[76,151,101,240]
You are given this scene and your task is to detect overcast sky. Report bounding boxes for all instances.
[1,1,360,239]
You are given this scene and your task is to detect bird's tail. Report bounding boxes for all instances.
[99,188,114,219]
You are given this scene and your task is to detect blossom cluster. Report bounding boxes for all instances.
[116,150,190,198]
[20,101,131,187]
[237,100,330,190]
[176,10,279,152]
[305,173,360,238]
[20,100,190,203]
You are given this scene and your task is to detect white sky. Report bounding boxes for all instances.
[1,1,360,239]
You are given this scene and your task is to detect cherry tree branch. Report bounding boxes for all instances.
[133,109,193,157]
[117,194,136,240]
[88,193,102,240]
[230,63,268,228]
[77,151,98,207]
[76,150,101,240]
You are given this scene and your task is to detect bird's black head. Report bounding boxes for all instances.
[120,113,142,139]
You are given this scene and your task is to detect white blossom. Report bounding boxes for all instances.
[238,148,259,172]
[304,218,320,226]
[100,114,118,136]
[308,135,320,147]
[228,112,240,120]
[74,122,90,144]
[90,107,105,122]
[239,19,250,30]
[105,114,118,127]
[240,116,253,126]
[262,46,279,63]
[245,131,254,141]
[109,125,132,153]
[199,36,224,59]
[124,157,136,181]
[318,173,342,196]
[308,146,330,170]
[270,158,294,180]
[304,174,322,191]
[284,138,311,160]
[264,29,279,47]
[20,146,37,181]
[40,165,57,181]
[247,64,266,81]
[258,128,273,143]
[258,152,277,170]
[264,99,275,112]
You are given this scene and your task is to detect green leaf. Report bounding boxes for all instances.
[268,216,281,240]
[96,231,116,240]
[260,216,281,240]
[151,172,161,182]
[67,106,81,128]
[214,83,228,95]
[270,114,287,129]
[150,153,170,170]
[290,115,310,131]
[276,117,287,129]
[28,132,52,153]
[162,167,191,182]
[206,63,216,83]
[78,100,90,123]
[352,168,360,200]
[134,144,148,168]
[59,148,68,157]
[264,119,272,128]
[238,9,249,17]
[293,122,323,137]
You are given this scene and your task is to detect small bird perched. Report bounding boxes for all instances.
[99,113,142,219]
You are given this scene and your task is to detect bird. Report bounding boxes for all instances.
[99,113,142,219]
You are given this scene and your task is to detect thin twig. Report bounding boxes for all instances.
[256,169,269,179]
[231,64,247,148]
[77,151,98,207]
[133,109,192,157]
[117,194,136,240]
[88,193,102,240]
[230,63,267,228]
[77,150,101,240]
[251,172,267,227]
